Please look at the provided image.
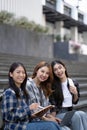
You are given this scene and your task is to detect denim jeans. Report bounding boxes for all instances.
[56,110,87,130]
[26,120,71,130]
[26,121,61,130]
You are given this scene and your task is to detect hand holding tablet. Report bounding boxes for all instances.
[32,105,55,118]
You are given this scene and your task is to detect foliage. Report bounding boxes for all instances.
[54,34,61,42]
[0,11,48,33]
[13,17,34,30]
[63,34,70,41]
[0,11,14,24]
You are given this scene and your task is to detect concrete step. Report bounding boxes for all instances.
[0,52,87,112]
[74,100,87,111]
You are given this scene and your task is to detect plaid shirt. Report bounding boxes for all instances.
[26,78,50,107]
[2,88,31,130]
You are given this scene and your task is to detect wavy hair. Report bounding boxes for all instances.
[32,61,53,97]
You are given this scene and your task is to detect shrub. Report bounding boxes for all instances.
[0,11,48,33]
[0,10,14,24]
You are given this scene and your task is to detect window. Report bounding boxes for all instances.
[64,5,71,17]
[46,0,56,5]
[78,13,84,23]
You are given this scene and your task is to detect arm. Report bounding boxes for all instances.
[49,90,60,116]
[26,79,38,104]
[42,114,61,123]
[70,86,78,103]
[69,80,80,104]
[2,89,31,122]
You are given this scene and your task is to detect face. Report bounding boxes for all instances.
[36,66,50,82]
[10,66,26,87]
[53,63,66,80]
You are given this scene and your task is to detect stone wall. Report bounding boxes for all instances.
[0,24,53,58]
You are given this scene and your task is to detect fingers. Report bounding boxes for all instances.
[29,103,39,110]
[70,86,77,94]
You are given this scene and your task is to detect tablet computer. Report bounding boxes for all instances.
[32,105,54,118]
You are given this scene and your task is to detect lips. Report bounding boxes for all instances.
[40,76,47,81]
[57,72,63,77]
[18,78,25,82]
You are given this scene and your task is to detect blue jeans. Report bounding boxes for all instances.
[26,121,70,130]
[56,110,87,130]
[26,121,61,130]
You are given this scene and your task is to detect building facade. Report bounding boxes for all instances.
[0,0,87,54]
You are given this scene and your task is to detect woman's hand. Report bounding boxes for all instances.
[42,114,61,123]
[29,103,39,110]
[69,85,78,95]
[51,112,56,117]
[70,86,78,102]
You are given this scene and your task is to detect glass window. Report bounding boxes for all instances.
[78,13,84,23]
[64,5,71,17]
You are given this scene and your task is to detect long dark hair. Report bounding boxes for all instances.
[32,61,53,97]
[8,62,28,99]
[50,60,69,108]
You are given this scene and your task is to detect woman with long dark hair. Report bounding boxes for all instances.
[50,60,87,130]
[2,62,61,130]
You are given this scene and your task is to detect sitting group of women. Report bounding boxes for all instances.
[1,60,87,130]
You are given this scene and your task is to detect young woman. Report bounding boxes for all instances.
[26,61,70,130]
[2,62,61,130]
[49,60,87,130]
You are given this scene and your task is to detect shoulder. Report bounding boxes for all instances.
[73,80,79,87]
[2,89,18,109]
[4,88,15,94]
[3,88,16,99]
[73,80,80,95]
[26,77,35,90]
[68,78,79,87]
[27,77,33,85]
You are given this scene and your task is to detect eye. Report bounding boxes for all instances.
[16,70,25,74]
[54,68,57,71]
[46,72,49,76]
[41,70,44,73]
[22,71,26,75]
[16,71,20,74]
[58,66,62,69]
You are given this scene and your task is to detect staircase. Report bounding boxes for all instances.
[0,53,87,112]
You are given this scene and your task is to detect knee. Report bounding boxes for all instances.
[72,110,87,120]
[75,111,87,117]
[72,111,81,120]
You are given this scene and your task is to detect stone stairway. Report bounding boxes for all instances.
[70,73,87,112]
[0,53,87,112]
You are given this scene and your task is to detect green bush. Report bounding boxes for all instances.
[0,11,48,33]
[0,10,14,23]
[55,34,61,42]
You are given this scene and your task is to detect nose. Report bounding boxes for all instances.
[20,72,24,76]
[43,73,46,76]
[56,68,60,74]
[43,72,48,77]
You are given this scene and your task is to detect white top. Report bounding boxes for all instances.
[62,79,72,107]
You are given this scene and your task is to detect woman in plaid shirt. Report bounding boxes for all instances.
[2,62,61,130]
